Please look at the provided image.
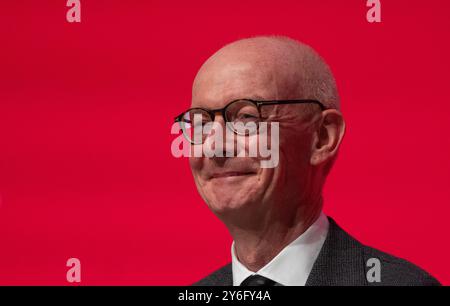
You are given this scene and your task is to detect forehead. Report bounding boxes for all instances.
[191,50,300,109]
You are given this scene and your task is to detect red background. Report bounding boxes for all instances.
[0,0,449,285]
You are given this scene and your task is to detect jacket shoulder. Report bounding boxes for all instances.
[192,263,232,286]
[361,244,440,286]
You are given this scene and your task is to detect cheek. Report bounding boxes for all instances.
[281,128,313,162]
[189,156,204,179]
[274,132,313,186]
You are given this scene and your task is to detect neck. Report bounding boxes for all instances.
[229,198,322,272]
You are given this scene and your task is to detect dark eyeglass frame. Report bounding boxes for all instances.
[174,99,327,124]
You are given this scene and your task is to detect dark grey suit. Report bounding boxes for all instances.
[194,217,440,286]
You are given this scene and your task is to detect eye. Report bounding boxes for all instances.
[235,112,259,123]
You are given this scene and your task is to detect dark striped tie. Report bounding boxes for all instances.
[240,274,280,286]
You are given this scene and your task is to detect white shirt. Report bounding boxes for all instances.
[231,212,329,286]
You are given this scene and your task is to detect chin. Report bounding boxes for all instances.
[198,175,265,216]
[206,193,255,216]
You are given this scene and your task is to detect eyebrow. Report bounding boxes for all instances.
[243,94,269,101]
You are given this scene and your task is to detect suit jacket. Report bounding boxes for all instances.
[193,217,440,286]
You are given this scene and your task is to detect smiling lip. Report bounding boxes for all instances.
[211,172,255,179]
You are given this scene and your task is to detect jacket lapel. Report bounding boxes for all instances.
[305,217,367,286]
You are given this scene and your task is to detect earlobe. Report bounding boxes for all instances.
[310,109,346,166]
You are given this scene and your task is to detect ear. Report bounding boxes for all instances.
[310,109,346,166]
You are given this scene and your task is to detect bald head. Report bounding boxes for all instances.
[192,36,340,110]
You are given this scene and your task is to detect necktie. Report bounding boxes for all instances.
[240,274,279,286]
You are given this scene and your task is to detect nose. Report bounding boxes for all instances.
[204,112,236,158]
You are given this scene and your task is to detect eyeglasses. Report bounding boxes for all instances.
[174,99,327,144]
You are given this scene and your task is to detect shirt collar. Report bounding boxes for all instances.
[231,212,329,286]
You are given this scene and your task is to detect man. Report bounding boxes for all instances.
[175,36,440,286]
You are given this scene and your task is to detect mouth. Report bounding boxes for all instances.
[210,172,256,179]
